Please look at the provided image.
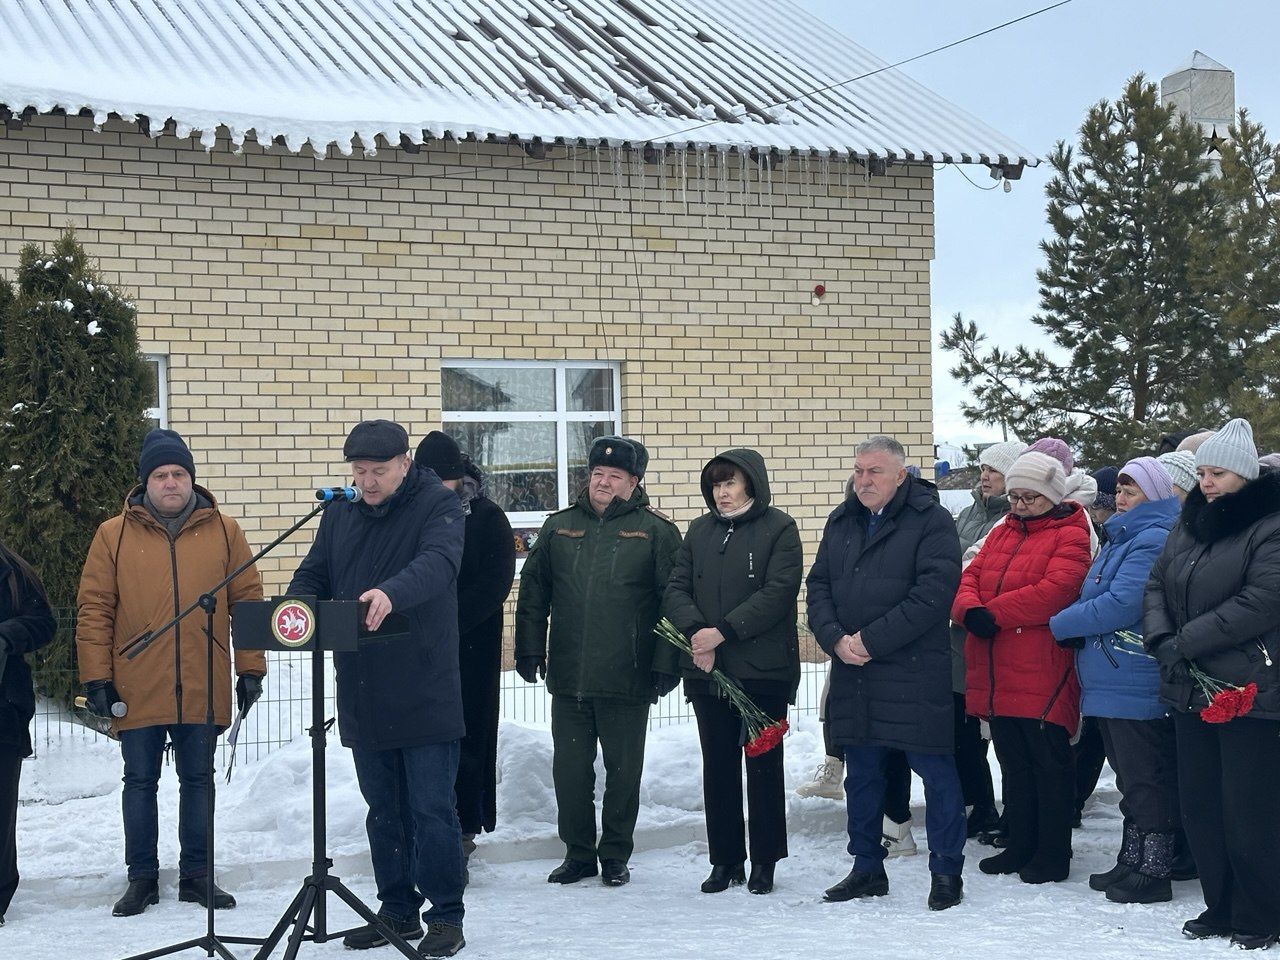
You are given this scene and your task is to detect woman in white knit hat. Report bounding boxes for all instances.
[1156,451,1197,504]
[949,440,1026,839]
[1145,418,1280,949]
[953,452,1092,884]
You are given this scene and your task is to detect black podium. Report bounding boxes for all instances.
[231,597,418,960]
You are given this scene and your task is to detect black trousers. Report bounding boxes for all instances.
[1098,716,1178,833]
[0,745,21,919]
[954,693,995,807]
[990,716,1074,868]
[1073,717,1107,817]
[692,693,788,866]
[1175,712,1280,937]
[454,625,502,837]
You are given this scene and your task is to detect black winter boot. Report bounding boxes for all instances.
[927,874,963,911]
[1089,820,1140,891]
[701,864,745,893]
[178,876,236,909]
[976,810,1008,847]
[1182,916,1231,940]
[600,859,630,886]
[822,868,888,902]
[1230,932,1280,951]
[417,922,466,958]
[112,879,160,917]
[342,915,425,950]
[966,803,1000,839]
[978,849,1030,875]
[747,862,775,895]
[547,858,597,884]
[1106,831,1173,904]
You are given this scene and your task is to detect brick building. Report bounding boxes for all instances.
[0,0,1031,610]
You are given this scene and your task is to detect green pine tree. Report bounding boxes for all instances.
[1205,109,1280,452]
[0,229,150,704]
[942,76,1238,464]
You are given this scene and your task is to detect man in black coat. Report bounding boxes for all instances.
[415,432,516,859]
[807,436,965,911]
[289,420,468,958]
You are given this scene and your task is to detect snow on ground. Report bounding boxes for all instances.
[8,712,1224,960]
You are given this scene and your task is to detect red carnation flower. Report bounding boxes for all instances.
[1238,682,1258,715]
[1200,696,1235,724]
[745,719,789,757]
[1191,665,1259,724]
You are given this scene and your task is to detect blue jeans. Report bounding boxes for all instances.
[351,740,465,929]
[844,744,966,876]
[119,724,212,881]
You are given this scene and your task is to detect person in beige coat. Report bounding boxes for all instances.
[76,429,264,917]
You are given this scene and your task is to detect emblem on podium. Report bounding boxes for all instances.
[271,599,316,648]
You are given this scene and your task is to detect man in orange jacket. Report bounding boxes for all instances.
[76,428,264,917]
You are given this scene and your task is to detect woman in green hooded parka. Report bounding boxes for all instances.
[660,449,803,896]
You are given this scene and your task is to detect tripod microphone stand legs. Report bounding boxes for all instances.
[251,875,419,960]
[250,645,418,960]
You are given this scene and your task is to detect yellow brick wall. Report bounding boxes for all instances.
[0,116,936,636]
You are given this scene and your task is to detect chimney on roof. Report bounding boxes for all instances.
[1161,51,1235,170]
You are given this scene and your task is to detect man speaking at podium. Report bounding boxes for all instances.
[288,420,468,958]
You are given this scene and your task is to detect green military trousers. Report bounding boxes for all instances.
[550,695,651,864]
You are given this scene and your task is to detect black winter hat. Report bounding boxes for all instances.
[1090,465,1119,511]
[415,430,465,480]
[138,428,195,482]
[587,436,648,479]
[343,420,409,462]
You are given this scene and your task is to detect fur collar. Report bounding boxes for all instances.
[1181,469,1280,543]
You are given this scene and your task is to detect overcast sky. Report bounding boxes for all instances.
[793,0,1280,448]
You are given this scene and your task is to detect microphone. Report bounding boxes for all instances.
[74,695,128,718]
[316,486,362,502]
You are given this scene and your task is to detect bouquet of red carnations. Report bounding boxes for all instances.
[654,617,788,756]
[1116,630,1257,724]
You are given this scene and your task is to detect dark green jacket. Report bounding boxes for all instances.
[515,485,682,702]
[949,486,1011,693]
[658,449,803,700]
[954,486,1011,552]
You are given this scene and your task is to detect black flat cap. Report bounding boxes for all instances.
[344,419,409,462]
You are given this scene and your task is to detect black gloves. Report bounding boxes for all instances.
[516,655,547,684]
[236,674,264,714]
[85,679,122,719]
[1057,636,1086,649]
[1154,639,1186,670]
[651,671,680,698]
[963,607,1000,640]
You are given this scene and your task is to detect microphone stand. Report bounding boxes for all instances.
[119,497,332,960]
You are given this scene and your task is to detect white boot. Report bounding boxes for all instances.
[881,816,917,858]
[795,756,845,799]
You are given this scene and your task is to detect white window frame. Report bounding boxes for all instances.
[144,354,168,428]
[440,359,622,526]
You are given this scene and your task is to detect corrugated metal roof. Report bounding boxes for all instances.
[0,0,1035,165]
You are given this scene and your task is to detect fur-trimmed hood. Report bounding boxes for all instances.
[1181,469,1280,544]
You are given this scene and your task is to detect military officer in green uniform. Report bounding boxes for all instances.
[515,436,682,888]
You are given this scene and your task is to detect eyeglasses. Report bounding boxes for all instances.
[1007,492,1045,505]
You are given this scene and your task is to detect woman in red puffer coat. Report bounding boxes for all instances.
[953,452,1091,885]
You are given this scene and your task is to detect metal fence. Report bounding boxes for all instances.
[33,653,830,765]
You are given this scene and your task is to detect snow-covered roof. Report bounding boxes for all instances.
[0,0,1034,167]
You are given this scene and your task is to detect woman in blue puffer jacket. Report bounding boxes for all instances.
[1050,457,1180,905]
